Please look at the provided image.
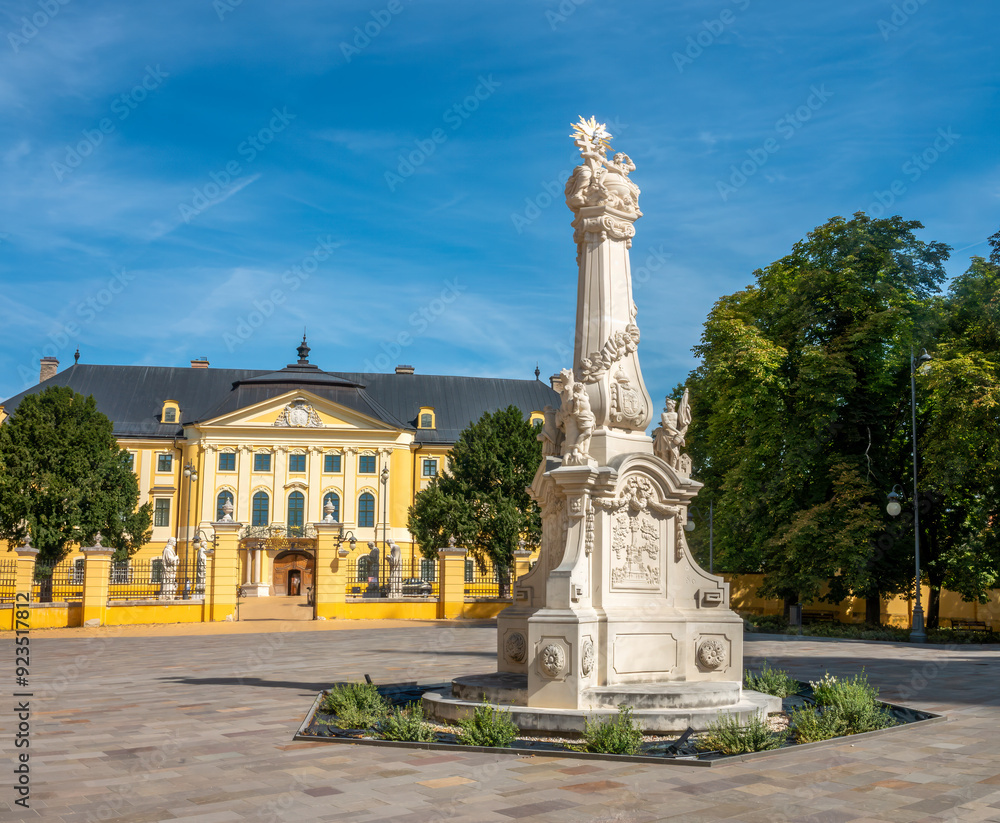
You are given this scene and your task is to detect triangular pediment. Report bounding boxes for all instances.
[197,390,400,433]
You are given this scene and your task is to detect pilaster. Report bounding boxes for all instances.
[81,543,114,626]
[437,547,467,619]
[210,521,242,621]
[14,545,38,605]
[314,521,347,619]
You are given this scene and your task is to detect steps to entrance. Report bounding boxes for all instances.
[237,595,313,621]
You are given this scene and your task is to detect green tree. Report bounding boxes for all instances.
[685,213,950,622]
[0,386,152,570]
[407,405,542,591]
[914,253,1000,627]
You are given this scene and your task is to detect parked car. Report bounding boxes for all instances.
[401,577,433,596]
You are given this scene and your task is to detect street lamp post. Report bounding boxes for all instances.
[380,464,389,589]
[183,460,199,585]
[908,347,930,643]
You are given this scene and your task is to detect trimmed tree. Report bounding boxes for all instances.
[407,405,542,594]
[0,386,152,576]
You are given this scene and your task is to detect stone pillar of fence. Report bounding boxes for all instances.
[15,540,39,604]
[209,521,242,621]
[81,537,115,627]
[437,545,467,619]
[313,522,347,620]
[513,549,533,583]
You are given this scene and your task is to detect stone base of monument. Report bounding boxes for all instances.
[422,673,781,734]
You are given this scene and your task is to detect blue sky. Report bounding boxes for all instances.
[1,0,997,405]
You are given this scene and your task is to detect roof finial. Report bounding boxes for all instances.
[74,348,80,365]
[296,333,311,365]
[534,363,540,381]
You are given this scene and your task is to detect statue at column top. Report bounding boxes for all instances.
[565,116,641,217]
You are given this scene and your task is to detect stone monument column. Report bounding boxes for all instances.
[433,119,769,732]
[565,117,653,465]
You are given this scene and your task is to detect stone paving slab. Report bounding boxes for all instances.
[5,624,1000,822]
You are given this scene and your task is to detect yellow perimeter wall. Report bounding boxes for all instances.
[725,573,1000,630]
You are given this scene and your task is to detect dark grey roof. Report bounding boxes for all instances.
[2,362,558,445]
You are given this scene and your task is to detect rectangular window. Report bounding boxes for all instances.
[464,559,474,583]
[124,452,135,471]
[358,455,376,474]
[72,558,85,584]
[153,498,170,527]
[422,459,438,477]
[218,452,236,472]
[288,453,306,472]
[157,454,172,473]
[254,452,271,472]
[151,559,163,583]
[324,454,341,473]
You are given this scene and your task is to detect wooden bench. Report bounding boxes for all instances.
[949,619,989,631]
[802,610,838,624]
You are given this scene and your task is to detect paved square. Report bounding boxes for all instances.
[9,622,1000,822]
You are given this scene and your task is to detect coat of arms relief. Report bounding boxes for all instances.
[274,399,324,428]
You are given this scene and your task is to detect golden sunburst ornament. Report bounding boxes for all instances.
[571,115,613,153]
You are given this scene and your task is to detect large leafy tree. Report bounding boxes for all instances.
[0,386,152,568]
[914,250,1000,627]
[685,213,950,622]
[408,405,542,589]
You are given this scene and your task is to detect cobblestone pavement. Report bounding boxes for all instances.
[9,623,1000,822]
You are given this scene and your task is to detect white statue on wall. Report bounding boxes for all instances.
[195,538,208,596]
[388,540,402,597]
[653,389,692,473]
[557,369,595,466]
[160,537,179,600]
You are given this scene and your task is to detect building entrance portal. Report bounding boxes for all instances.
[272,551,314,597]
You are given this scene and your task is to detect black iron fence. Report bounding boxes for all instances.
[0,557,16,603]
[33,559,84,603]
[464,559,512,600]
[108,557,203,601]
[344,557,440,599]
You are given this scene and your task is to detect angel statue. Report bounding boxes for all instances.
[653,389,692,472]
[556,369,595,466]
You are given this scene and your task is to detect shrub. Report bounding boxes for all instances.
[744,661,800,698]
[320,682,388,729]
[580,705,644,755]
[378,702,436,743]
[800,671,896,739]
[747,614,788,633]
[456,699,519,748]
[697,712,786,755]
[789,705,847,743]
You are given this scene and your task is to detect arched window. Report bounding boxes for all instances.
[323,492,340,522]
[287,491,305,528]
[357,555,370,582]
[252,491,269,526]
[216,491,234,521]
[358,492,375,528]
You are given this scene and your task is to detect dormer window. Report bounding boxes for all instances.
[418,407,436,429]
[161,400,180,424]
[530,411,545,427]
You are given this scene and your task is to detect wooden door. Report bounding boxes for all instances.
[288,569,301,596]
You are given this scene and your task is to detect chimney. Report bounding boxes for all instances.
[549,373,563,391]
[190,358,210,369]
[395,365,415,375]
[40,357,59,383]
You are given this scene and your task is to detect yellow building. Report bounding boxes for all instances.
[2,337,554,599]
